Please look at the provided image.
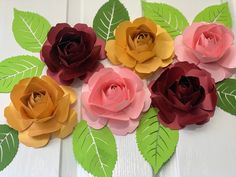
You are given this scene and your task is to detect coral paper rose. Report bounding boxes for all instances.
[175,22,236,82]
[4,76,77,148]
[81,67,151,135]
[149,62,217,129]
[105,17,174,77]
[41,23,106,85]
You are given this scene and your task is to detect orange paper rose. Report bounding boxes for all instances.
[105,17,174,77]
[4,76,77,148]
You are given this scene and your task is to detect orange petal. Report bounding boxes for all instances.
[135,71,154,79]
[133,17,157,34]
[154,31,174,59]
[115,21,134,47]
[10,78,33,111]
[115,45,136,68]
[161,56,174,68]
[105,40,121,65]
[56,109,77,138]
[4,104,32,131]
[27,118,61,137]
[19,131,50,148]
[54,95,70,123]
[135,57,162,74]
[61,86,77,105]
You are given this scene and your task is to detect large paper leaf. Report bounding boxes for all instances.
[217,79,236,115]
[136,107,179,174]
[0,124,19,171]
[93,0,130,41]
[12,9,51,52]
[193,2,232,28]
[141,1,189,38]
[73,121,117,177]
[0,55,44,93]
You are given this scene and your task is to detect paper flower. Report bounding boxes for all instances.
[4,76,77,148]
[175,22,236,82]
[149,62,217,129]
[81,67,151,135]
[105,17,174,77]
[41,23,106,85]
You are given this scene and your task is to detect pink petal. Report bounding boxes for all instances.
[82,108,108,129]
[108,119,140,136]
[198,63,232,82]
[142,87,152,112]
[183,22,207,48]
[218,45,236,69]
[175,35,200,64]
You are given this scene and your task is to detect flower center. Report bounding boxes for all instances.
[31,91,46,103]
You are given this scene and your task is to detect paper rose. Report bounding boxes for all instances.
[149,62,217,129]
[81,67,151,135]
[4,76,77,148]
[105,17,174,77]
[175,22,236,82]
[41,23,106,85]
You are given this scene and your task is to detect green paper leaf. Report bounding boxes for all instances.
[93,0,130,41]
[12,9,51,52]
[141,1,189,38]
[73,121,117,177]
[217,79,236,115]
[193,2,232,28]
[136,107,179,174]
[0,124,19,171]
[0,55,45,93]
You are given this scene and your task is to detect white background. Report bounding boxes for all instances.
[0,0,236,177]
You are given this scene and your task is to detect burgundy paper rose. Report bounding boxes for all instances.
[149,62,217,129]
[41,23,106,85]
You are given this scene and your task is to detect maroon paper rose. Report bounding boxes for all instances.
[149,62,217,129]
[40,23,106,85]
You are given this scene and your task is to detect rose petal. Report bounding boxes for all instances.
[19,131,50,148]
[115,21,134,47]
[135,57,162,74]
[95,37,106,59]
[218,45,236,69]
[105,40,121,65]
[47,23,71,44]
[133,17,157,34]
[175,35,200,64]
[108,119,140,136]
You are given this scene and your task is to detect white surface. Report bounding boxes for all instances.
[0,0,236,177]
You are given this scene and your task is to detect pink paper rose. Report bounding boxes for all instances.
[81,67,151,135]
[175,22,236,82]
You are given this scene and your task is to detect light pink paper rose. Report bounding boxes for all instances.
[175,22,236,82]
[81,67,151,135]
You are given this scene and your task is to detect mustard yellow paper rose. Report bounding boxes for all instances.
[105,17,174,77]
[4,76,77,148]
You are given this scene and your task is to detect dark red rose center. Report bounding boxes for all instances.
[169,76,205,106]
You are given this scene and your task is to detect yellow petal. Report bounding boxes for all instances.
[19,130,50,148]
[127,49,155,63]
[115,45,136,68]
[115,21,134,47]
[133,17,157,34]
[135,71,154,79]
[154,31,174,59]
[105,40,121,65]
[135,57,162,74]
[56,109,77,138]
[161,55,174,68]
[4,104,32,131]
[61,86,77,105]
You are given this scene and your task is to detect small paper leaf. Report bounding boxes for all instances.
[217,79,236,115]
[141,1,189,38]
[0,55,45,93]
[93,0,130,41]
[73,120,117,177]
[0,124,19,171]
[12,9,51,52]
[193,2,232,28]
[136,107,179,174]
